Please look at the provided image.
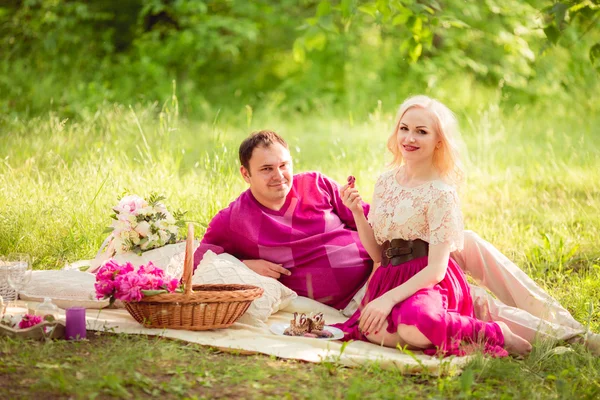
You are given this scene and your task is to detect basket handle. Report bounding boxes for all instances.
[183,223,194,297]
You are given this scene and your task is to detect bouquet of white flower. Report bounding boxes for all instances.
[103,194,186,256]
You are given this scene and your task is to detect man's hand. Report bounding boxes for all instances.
[242,259,291,279]
[358,293,396,336]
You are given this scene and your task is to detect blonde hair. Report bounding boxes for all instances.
[387,95,464,185]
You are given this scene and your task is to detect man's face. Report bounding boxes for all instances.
[241,143,293,209]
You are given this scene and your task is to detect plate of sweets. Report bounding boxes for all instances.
[270,312,344,340]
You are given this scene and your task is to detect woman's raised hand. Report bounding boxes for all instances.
[341,175,363,215]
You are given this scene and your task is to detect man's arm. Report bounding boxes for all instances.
[241,259,291,279]
[193,210,233,268]
[194,209,291,279]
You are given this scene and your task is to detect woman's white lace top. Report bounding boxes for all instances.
[368,168,464,251]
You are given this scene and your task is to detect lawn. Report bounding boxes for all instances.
[1,97,599,399]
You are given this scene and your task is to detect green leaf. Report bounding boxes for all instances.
[376,0,391,18]
[358,3,379,18]
[173,210,187,220]
[412,16,423,36]
[103,226,115,234]
[392,8,412,26]
[43,315,56,323]
[148,193,166,207]
[305,17,319,26]
[317,0,331,17]
[293,39,306,62]
[428,0,443,12]
[340,0,353,19]
[422,28,433,47]
[305,32,327,51]
[141,289,168,297]
[590,43,600,65]
[569,1,593,13]
[460,367,474,395]
[552,2,569,27]
[413,4,435,15]
[543,25,560,44]
[400,38,411,54]
[319,16,339,34]
[408,42,422,63]
[444,18,469,29]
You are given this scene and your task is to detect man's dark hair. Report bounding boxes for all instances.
[239,130,288,171]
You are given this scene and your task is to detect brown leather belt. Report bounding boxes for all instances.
[381,238,429,267]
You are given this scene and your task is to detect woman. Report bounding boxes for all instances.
[334,95,531,357]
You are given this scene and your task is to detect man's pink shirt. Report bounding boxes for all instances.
[193,171,372,309]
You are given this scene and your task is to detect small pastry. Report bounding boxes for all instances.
[347,175,356,188]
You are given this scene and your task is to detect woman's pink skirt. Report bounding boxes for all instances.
[333,256,508,357]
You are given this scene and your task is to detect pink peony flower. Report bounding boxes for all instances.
[94,260,179,303]
[114,195,146,216]
[96,259,134,281]
[138,262,164,277]
[114,273,145,302]
[18,314,43,329]
[145,275,165,291]
[167,278,180,293]
[94,279,115,300]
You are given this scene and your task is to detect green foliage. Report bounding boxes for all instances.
[147,193,166,207]
[539,1,600,70]
[0,0,598,118]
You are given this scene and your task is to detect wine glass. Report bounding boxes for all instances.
[0,255,14,305]
[0,294,5,318]
[4,253,32,308]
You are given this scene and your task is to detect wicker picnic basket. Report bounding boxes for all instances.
[124,224,264,330]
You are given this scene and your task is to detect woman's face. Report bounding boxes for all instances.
[396,107,441,164]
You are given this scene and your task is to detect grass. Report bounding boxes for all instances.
[1,94,599,398]
[1,332,599,399]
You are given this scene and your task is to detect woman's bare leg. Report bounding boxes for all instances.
[364,320,406,348]
[398,321,532,356]
[365,321,432,351]
[397,323,433,349]
[496,321,532,356]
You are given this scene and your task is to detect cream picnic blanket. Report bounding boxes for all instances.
[70,296,469,375]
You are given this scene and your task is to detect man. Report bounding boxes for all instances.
[194,130,371,309]
[194,130,598,352]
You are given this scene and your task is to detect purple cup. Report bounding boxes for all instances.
[65,307,86,340]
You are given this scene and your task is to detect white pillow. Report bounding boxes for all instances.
[193,251,297,327]
[341,281,367,317]
[19,270,110,309]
